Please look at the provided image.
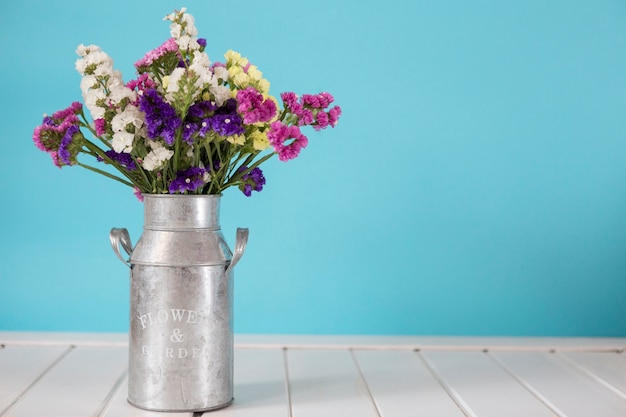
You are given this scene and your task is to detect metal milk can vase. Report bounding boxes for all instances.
[109,194,248,412]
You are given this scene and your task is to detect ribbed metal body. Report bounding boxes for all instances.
[110,194,248,412]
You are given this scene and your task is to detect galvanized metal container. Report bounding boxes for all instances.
[109,194,248,412]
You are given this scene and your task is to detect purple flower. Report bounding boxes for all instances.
[182,122,199,144]
[210,113,244,136]
[138,89,181,145]
[187,100,217,119]
[168,167,206,194]
[58,125,80,166]
[217,98,238,114]
[238,166,266,197]
[99,150,137,171]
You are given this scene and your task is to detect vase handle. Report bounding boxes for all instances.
[110,227,133,267]
[226,227,249,274]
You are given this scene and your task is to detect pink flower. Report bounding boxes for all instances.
[267,121,308,161]
[135,38,179,68]
[328,105,342,127]
[126,73,156,94]
[298,109,314,126]
[302,92,334,109]
[236,87,277,124]
[33,102,84,165]
[133,187,144,202]
[51,102,82,120]
[280,92,299,111]
[94,118,106,136]
[314,111,329,131]
[32,125,47,152]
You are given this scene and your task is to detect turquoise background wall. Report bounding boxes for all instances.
[1,0,625,336]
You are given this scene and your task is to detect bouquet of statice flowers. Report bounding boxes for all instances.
[33,7,341,200]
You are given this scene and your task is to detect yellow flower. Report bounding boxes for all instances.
[257,78,270,94]
[226,134,246,146]
[246,65,262,80]
[250,130,270,151]
[225,50,248,67]
[162,75,170,90]
[228,65,243,78]
[233,72,250,88]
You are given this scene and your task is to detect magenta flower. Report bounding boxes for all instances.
[267,121,308,161]
[236,87,277,124]
[328,106,342,127]
[280,92,298,108]
[133,187,144,202]
[314,111,329,131]
[94,118,106,136]
[126,73,157,101]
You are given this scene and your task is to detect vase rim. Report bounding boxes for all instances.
[142,193,222,199]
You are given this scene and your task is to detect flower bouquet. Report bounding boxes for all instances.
[33,7,341,200]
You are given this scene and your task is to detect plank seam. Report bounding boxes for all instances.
[555,352,626,401]
[0,345,75,417]
[349,349,383,417]
[283,348,294,417]
[487,351,567,417]
[93,369,128,417]
[415,350,476,417]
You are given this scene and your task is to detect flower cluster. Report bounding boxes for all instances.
[33,7,341,199]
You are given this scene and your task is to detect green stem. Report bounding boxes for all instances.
[77,163,134,188]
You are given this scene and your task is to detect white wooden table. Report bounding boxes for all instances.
[0,333,625,417]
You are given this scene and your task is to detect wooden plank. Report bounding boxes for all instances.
[4,345,127,417]
[491,351,626,417]
[286,349,379,417]
[421,351,559,417]
[0,345,71,415]
[209,348,289,416]
[352,349,466,417]
[99,376,191,417]
[560,351,626,399]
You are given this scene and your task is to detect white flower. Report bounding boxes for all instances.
[189,50,214,89]
[181,12,198,37]
[165,7,200,51]
[83,89,106,120]
[109,106,144,152]
[142,142,174,171]
[213,66,229,82]
[111,105,144,132]
[111,131,135,153]
[165,67,186,101]
[177,35,192,50]
[108,82,136,105]
[75,44,100,58]
[210,85,231,107]
[79,74,98,92]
